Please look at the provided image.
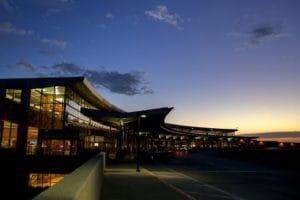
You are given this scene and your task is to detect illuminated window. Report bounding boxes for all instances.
[0,120,18,149]
[30,88,42,110]
[10,123,18,148]
[1,121,10,148]
[55,86,65,103]
[5,89,22,103]
[26,127,38,155]
[28,173,65,188]
[41,139,77,155]
[29,87,65,129]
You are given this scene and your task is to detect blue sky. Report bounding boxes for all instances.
[1,0,300,133]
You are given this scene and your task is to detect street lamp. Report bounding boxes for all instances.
[136,113,146,172]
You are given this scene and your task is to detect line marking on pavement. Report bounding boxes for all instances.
[165,166,246,200]
[143,167,197,200]
[201,171,258,173]
[151,165,246,200]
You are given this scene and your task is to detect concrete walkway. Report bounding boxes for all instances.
[101,163,190,200]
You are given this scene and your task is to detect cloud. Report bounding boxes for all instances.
[42,38,67,49]
[230,24,289,49]
[83,70,153,95]
[16,59,37,72]
[106,12,114,20]
[145,5,183,30]
[2,60,153,95]
[229,15,289,48]
[51,62,83,75]
[12,61,153,95]
[248,25,288,45]
[0,22,34,36]
[0,22,66,56]
[0,0,15,15]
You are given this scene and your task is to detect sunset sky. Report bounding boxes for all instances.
[0,0,299,134]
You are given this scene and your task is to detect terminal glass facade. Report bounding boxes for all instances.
[26,126,38,155]
[0,120,18,149]
[65,87,110,130]
[29,86,65,129]
[41,139,77,156]
[28,173,66,188]
[5,89,21,103]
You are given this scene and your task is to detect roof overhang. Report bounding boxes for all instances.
[81,107,173,131]
[0,76,123,112]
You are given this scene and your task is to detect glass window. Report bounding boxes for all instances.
[50,174,65,186]
[30,89,41,110]
[9,123,18,148]
[41,139,77,156]
[1,121,10,148]
[26,127,38,155]
[42,87,54,106]
[55,86,65,103]
[29,87,65,129]
[5,89,22,103]
[5,89,14,100]
[0,121,18,149]
[28,173,65,188]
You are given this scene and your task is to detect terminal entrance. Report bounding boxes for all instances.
[81,107,255,161]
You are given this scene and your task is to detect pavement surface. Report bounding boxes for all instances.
[102,152,300,200]
[101,163,190,200]
[146,152,300,200]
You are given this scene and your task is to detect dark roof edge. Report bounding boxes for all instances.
[165,123,238,132]
[0,76,124,113]
[82,78,124,113]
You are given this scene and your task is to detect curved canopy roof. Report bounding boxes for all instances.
[81,107,246,139]
[81,107,173,131]
[1,76,249,139]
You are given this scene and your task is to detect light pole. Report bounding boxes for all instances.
[136,114,146,172]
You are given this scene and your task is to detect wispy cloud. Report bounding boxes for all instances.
[145,5,183,30]
[51,62,83,75]
[16,59,37,72]
[41,38,67,49]
[0,0,15,15]
[229,15,289,49]
[106,12,114,20]
[3,61,153,95]
[248,25,288,45]
[0,22,34,36]
[0,21,67,55]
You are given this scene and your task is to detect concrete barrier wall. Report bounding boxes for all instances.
[34,152,106,200]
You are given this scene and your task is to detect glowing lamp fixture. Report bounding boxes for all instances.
[278,142,284,148]
[140,114,147,118]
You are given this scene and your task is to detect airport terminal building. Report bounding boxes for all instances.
[0,77,253,195]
